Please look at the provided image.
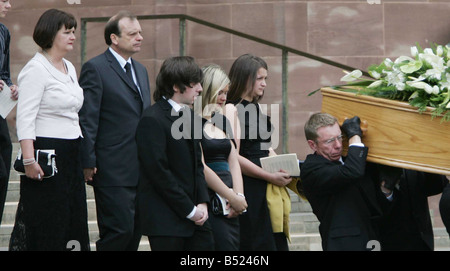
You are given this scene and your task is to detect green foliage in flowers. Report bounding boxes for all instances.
[336,43,450,122]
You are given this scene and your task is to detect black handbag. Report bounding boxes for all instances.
[14,149,58,178]
[210,193,229,216]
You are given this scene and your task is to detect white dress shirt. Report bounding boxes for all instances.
[108,47,141,93]
[16,52,83,140]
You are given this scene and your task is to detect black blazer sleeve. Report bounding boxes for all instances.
[301,146,368,196]
[78,60,103,168]
[136,112,197,218]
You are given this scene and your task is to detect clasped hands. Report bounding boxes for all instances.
[190,203,209,226]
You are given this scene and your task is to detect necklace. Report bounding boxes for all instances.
[42,50,67,75]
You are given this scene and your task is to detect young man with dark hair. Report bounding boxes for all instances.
[136,56,214,251]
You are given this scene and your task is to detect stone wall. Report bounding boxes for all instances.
[3,0,450,226]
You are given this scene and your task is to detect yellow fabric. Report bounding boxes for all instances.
[289,177,307,201]
[266,183,292,242]
[266,178,306,243]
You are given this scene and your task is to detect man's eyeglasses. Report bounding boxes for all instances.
[321,134,343,145]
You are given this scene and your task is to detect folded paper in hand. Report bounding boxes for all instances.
[0,84,17,118]
[211,192,230,216]
[260,153,300,176]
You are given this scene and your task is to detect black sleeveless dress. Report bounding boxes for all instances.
[201,115,240,251]
[230,99,287,251]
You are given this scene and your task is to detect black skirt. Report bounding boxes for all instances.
[207,170,240,251]
[9,137,90,251]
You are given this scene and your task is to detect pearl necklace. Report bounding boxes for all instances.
[42,50,74,83]
[42,50,67,75]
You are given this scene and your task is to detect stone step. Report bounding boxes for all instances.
[289,213,321,234]
[289,232,322,251]
[1,199,98,226]
[4,180,96,202]
[0,220,151,251]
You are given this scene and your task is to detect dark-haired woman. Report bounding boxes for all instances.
[9,9,89,251]
[226,54,292,251]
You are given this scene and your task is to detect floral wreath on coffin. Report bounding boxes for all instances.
[337,43,450,122]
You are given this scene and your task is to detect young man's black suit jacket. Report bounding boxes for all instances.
[300,146,383,251]
[136,98,210,239]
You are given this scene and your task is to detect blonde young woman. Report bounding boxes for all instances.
[195,64,247,250]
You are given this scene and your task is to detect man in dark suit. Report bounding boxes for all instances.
[78,11,151,251]
[136,56,214,251]
[378,166,448,250]
[439,176,450,236]
[300,113,385,251]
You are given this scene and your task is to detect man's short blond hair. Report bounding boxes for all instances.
[304,112,338,142]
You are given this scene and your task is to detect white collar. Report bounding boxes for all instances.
[166,97,184,112]
[35,52,72,83]
[109,47,132,69]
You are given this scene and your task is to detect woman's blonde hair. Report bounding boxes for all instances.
[196,64,230,118]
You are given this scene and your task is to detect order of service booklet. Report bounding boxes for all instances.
[0,84,17,118]
[260,153,300,176]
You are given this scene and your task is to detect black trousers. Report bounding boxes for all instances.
[0,117,11,226]
[149,224,214,251]
[93,186,142,251]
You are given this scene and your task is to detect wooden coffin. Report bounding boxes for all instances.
[321,87,450,176]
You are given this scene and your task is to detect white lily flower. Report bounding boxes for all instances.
[341,70,363,82]
[431,85,440,94]
[369,70,381,79]
[419,53,446,80]
[384,58,393,68]
[447,102,450,109]
[437,45,444,57]
[406,80,429,91]
[367,80,383,88]
[386,70,406,90]
[411,46,419,58]
[425,65,445,81]
[406,80,438,94]
[419,52,442,67]
[424,48,434,55]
